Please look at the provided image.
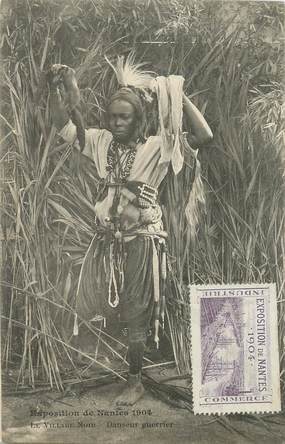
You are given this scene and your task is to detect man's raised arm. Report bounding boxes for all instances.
[47,65,96,160]
[183,94,213,148]
[49,86,70,131]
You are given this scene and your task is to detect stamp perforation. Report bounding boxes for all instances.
[190,283,281,415]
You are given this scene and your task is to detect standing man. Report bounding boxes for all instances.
[48,59,212,406]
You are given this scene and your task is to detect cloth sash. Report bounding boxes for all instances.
[152,75,185,175]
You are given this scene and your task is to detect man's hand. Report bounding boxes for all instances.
[46,64,66,89]
[47,64,80,109]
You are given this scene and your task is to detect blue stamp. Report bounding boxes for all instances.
[191,284,281,414]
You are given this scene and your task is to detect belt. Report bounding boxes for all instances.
[95,223,167,240]
[97,179,158,209]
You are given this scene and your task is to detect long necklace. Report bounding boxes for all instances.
[106,140,137,182]
[105,140,138,309]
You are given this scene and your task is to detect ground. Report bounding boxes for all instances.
[2,366,285,444]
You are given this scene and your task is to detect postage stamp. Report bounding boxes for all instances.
[190,283,281,415]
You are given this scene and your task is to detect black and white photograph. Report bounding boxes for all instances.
[1,0,284,443]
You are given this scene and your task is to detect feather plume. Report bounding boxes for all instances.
[105,53,155,99]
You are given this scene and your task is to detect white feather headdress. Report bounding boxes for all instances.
[105,53,155,101]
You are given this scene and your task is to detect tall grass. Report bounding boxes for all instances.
[1,0,284,394]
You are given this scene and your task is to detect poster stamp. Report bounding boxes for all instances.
[190,283,281,415]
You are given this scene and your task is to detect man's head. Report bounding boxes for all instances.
[107,87,145,144]
[108,99,137,144]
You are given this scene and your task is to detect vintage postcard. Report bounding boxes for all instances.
[191,284,281,415]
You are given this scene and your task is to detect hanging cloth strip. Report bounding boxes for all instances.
[152,75,185,175]
[151,236,160,348]
[151,75,206,238]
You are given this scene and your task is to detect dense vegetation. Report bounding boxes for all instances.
[1,0,284,402]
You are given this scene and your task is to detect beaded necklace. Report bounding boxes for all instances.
[106,139,137,182]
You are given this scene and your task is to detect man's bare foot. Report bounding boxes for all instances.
[115,374,145,407]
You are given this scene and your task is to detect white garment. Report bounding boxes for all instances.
[152,75,185,175]
[59,121,170,229]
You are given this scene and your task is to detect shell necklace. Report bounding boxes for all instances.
[106,139,138,182]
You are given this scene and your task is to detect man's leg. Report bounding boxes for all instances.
[115,237,153,406]
[115,323,147,406]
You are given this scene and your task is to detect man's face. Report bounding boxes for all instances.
[108,100,137,143]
